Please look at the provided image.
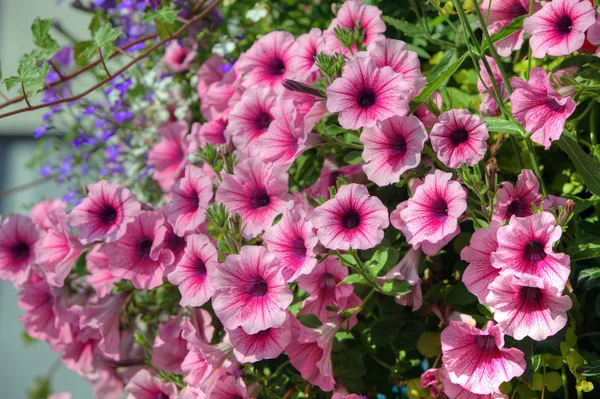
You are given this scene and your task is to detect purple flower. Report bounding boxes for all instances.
[40,165,54,177]
[33,126,48,139]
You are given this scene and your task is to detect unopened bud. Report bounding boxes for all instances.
[229,212,243,235]
[485,162,498,193]
[331,3,339,16]
[282,79,326,98]
[558,199,576,226]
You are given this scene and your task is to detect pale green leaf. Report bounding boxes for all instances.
[482,117,524,137]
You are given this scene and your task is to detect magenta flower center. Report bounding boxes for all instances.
[475,335,496,350]
[153,393,170,399]
[247,277,269,297]
[519,286,543,303]
[194,258,207,277]
[250,187,271,209]
[98,204,118,225]
[389,134,407,156]
[267,57,286,76]
[136,237,153,258]
[290,237,307,260]
[187,190,200,209]
[507,198,530,218]
[10,241,30,261]
[176,50,188,65]
[508,3,527,17]
[357,88,377,109]
[254,112,273,131]
[341,208,361,229]
[255,328,271,338]
[449,128,469,147]
[524,240,547,262]
[555,14,573,36]
[165,232,186,256]
[430,197,449,219]
[321,272,337,288]
[328,171,343,188]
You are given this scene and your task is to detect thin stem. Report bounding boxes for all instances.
[21,82,32,108]
[264,359,290,381]
[525,139,547,196]
[49,61,64,79]
[562,365,569,399]
[590,102,597,147]
[577,331,600,339]
[98,48,111,77]
[511,381,520,399]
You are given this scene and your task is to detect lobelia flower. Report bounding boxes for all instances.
[362,38,426,101]
[510,67,576,149]
[360,114,427,186]
[429,109,489,169]
[37,210,83,287]
[68,180,141,244]
[148,120,190,192]
[391,170,467,255]
[263,209,318,282]
[163,39,197,73]
[327,0,386,49]
[29,199,66,231]
[297,257,355,323]
[0,215,40,284]
[225,88,276,155]
[460,221,502,303]
[326,56,409,130]
[311,183,389,250]
[166,164,213,236]
[492,212,570,289]
[125,369,179,399]
[85,247,117,298]
[478,56,509,117]
[167,234,218,307]
[211,245,293,334]
[291,28,326,80]
[215,158,293,239]
[79,292,129,360]
[480,0,541,57]
[377,248,423,311]
[493,169,542,222]
[227,312,293,363]
[236,31,297,90]
[413,92,442,129]
[441,321,526,395]
[523,0,596,58]
[486,274,572,341]
[105,211,171,290]
[442,368,509,399]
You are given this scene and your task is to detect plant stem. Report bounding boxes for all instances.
[525,139,547,196]
[562,365,569,399]
[577,331,600,339]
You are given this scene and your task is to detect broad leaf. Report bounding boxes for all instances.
[380,279,412,296]
[338,273,369,286]
[371,318,400,345]
[411,52,469,108]
[578,361,600,379]
[483,117,524,137]
[578,268,600,290]
[93,23,122,48]
[569,242,600,261]
[382,16,424,37]
[142,6,179,24]
[74,41,97,66]
[343,151,363,165]
[556,134,600,196]
[31,17,60,61]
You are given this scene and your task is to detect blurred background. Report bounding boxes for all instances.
[0,0,93,397]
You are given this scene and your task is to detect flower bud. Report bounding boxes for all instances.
[558,199,575,227]
[485,162,498,193]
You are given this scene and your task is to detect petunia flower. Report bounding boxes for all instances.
[85,247,117,298]
[327,0,386,49]
[187,119,228,154]
[588,17,600,57]
[326,56,409,130]
[460,221,501,303]
[420,368,444,398]
[442,367,509,399]
[211,245,293,334]
[478,56,509,117]
[493,169,542,222]
[0,215,40,284]
[441,321,526,395]
[291,28,326,80]
[311,183,389,250]
[236,31,297,90]
[360,114,427,186]
[196,54,227,99]
[215,158,293,239]
[151,316,190,374]
[125,369,178,399]
[164,39,197,73]
[523,0,596,58]
[148,120,190,192]
[487,274,572,341]
[377,248,423,311]
[227,312,292,363]
[29,199,66,231]
[166,164,213,236]
[167,234,218,307]
[429,109,489,169]
[68,180,140,244]
[413,92,442,129]
[510,67,576,149]
[492,212,570,289]
[151,220,187,272]
[263,209,318,282]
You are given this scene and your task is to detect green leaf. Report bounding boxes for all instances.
[477,303,494,319]
[143,6,179,24]
[483,15,526,51]
[417,331,441,358]
[338,273,369,286]
[382,16,425,37]
[343,151,363,165]
[332,349,367,379]
[578,268,600,290]
[569,242,600,261]
[380,279,412,296]
[445,282,478,306]
[74,41,96,66]
[298,313,322,328]
[10,60,50,99]
[411,52,469,108]
[578,361,600,377]
[482,117,524,137]
[370,318,401,345]
[89,13,102,34]
[30,17,60,61]
[4,76,21,91]
[93,23,122,48]
[556,134,600,196]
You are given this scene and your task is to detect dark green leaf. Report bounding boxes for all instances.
[382,16,425,37]
[482,117,524,137]
[333,349,367,379]
[577,361,600,378]
[411,52,469,108]
[556,134,600,196]
[74,41,96,66]
[89,13,102,34]
[595,294,600,318]
[569,242,600,261]
[445,282,478,306]
[298,313,322,328]
[343,151,363,165]
[380,279,412,296]
[477,303,494,319]
[371,318,401,345]
[578,268,600,290]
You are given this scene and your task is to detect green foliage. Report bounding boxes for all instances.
[4,60,50,98]
[556,134,600,196]
[411,53,469,109]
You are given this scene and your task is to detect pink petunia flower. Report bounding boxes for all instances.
[297,257,356,323]
[377,248,423,311]
[493,169,541,222]
[429,109,489,169]
[236,31,297,90]
[196,54,226,98]
[478,56,509,117]
[480,0,541,57]
[460,221,501,303]
[363,39,426,101]
[105,211,171,290]
[225,88,276,155]
[263,209,318,282]
[166,164,214,236]
[68,180,140,245]
[211,245,293,334]
[360,115,427,186]
[37,209,83,287]
[215,158,293,239]
[125,369,178,399]
[523,0,596,58]
[54,325,102,376]
[291,28,326,80]
[187,119,228,154]
[0,215,40,284]
[588,17,600,57]
[148,120,190,192]
[326,56,409,130]
[311,183,389,250]
[304,160,368,200]
[327,0,386,49]
[420,368,443,398]
[210,373,249,399]
[510,67,576,149]
[151,316,190,374]
[413,92,442,129]
[227,312,292,363]
[164,39,197,73]
[492,212,570,289]
[29,199,66,231]
[392,170,467,255]
[442,368,509,399]
[167,234,218,307]
[441,321,526,395]
[85,247,117,298]
[487,274,572,341]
